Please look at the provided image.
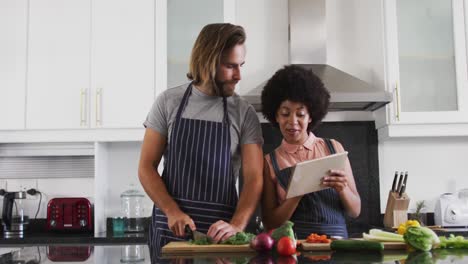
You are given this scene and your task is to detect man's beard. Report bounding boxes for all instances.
[214,80,236,97]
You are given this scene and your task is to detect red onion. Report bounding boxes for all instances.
[250,233,275,252]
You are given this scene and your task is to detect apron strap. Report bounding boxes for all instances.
[175,82,230,125]
[222,95,230,125]
[324,138,336,155]
[269,151,291,190]
[175,83,193,120]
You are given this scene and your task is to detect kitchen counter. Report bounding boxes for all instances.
[1,244,468,263]
[0,231,147,246]
[0,218,148,246]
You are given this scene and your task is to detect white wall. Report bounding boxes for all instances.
[379,138,468,213]
[96,142,152,219]
[236,0,289,94]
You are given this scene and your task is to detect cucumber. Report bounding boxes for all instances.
[330,240,384,252]
[332,251,383,262]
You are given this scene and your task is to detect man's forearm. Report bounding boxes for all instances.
[138,165,181,216]
[230,177,262,230]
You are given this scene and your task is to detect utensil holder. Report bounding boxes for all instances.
[384,191,410,228]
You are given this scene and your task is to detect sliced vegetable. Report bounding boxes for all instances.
[221,232,255,245]
[369,229,404,240]
[330,240,384,252]
[190,237,212,245]
[306,233,332,243]
[362,229,404,242]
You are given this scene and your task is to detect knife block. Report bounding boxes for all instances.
[384,191,410,228]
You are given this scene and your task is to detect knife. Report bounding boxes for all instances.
[399,183,406,198]
[402,171,408,189]
[391,171,398,192]
[396,171,404,193]
[185,225,212,242]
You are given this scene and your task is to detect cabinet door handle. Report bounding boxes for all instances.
[395,82,401,122]
[96,88,102,127]
[80,89,88,126]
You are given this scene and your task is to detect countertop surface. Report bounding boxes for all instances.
[1,244,468,264]
[0,218,148,245]
[0,231,147,246]
[1,219,468,263]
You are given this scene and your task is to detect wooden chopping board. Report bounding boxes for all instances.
[161,241,255,254]
[300,241,407,251]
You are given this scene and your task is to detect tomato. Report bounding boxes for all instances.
[276,237,296,256]
[276,255,297,264]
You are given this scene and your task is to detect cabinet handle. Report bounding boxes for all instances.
[395,82,401,122]
[80,89,88,126]
[96,88,102,126]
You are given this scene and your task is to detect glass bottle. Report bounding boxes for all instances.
[120,185,145,232]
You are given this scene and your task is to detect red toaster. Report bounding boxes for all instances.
[46,197,93,231]
[47,246,93,261]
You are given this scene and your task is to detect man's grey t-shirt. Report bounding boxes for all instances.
[144,83,264,182]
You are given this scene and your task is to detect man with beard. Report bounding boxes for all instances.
[138,23,264,254]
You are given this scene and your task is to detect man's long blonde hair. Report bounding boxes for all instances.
[187,23,246,95]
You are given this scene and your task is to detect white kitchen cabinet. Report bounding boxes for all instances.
[26,0,155,130]
[91,0,155,128]
[165,0,289,95]
[0,0,28,130]
[379,0,468,129]
[167,0,224,88]
[26,0,91,129]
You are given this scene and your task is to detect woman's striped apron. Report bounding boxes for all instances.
[269,138,348,239]
[148,83,237,260]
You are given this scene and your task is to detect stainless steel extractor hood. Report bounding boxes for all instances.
[242,0,392,112]
[243,64,392,112]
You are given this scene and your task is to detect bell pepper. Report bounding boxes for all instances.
[397,220,420,235]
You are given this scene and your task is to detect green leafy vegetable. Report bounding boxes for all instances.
[405,251,434,264]
[189,232,254,245]
[271,221,295,242]
[221,232,255,245]
[438,234,468,249]
[403,226,440,251]
[190,237,212,245]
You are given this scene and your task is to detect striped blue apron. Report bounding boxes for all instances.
[269,138,348,239]
[148,83,237,260]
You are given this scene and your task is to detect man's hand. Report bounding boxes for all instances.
[167,209,195,237]
[207,220,242,243]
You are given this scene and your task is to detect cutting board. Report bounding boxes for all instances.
[300,241,407,251]
[161,241,255,254]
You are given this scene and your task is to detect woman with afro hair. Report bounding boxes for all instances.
[260,65,361,238]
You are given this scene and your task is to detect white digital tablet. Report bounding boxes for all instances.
[285,152,348,199]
